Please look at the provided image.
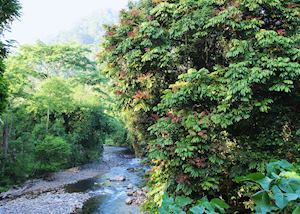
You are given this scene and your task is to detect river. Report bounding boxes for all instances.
[0,146,146,214]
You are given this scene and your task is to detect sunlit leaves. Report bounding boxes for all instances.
[100,0,300,213]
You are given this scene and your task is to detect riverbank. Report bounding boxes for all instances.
[0,146,141,214]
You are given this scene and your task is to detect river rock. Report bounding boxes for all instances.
[142,187,149,193]
[43,173,56,181]
[109,175,126,182]
[127,191,134,196]
[125,197,133,205]
[127,167,135,172]
[127,184,134,189]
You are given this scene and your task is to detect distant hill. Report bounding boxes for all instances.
[51,9,120,45]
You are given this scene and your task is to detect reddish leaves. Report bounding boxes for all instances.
[277,29,286,36]
[176,174,190,184]
[133,90,150,100]
[129,9,141,17]
[106,45,116,51]
[189,157,207,168]
[229,1,240,8]
[198,130,208,139]
[147,15,153,21]
[137,73,152,82]
[126,20,134,25]
[118,72,126,80]
[114,90,124,95]
[151,114,160,121]
[212,10,220,16]
[167,112,182,124]
[172,116,181,124]
[106,31,114,37]
[287,3,297,8]
[127,31,137,38]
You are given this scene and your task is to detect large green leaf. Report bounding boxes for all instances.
[189,206,205,214]
[272,185,288,209]
[236,172,265,182]
[252,191,277,214]
[258,177,273,191]
[175,196,193,207]
[169,205,185,214]
[211,198,230,209]
[285,193,299,201]
[292,206,300,214]
[267,160,293,175]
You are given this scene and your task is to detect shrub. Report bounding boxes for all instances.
[101,0,300,212]
[237,160,300,213]
[35,135,71,173]
[159,194,229,214]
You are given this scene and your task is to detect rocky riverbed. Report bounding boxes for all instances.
[0,146,146,214]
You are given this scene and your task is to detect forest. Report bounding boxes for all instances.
[1,0,300,213]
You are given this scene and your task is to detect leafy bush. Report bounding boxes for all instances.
[100,0,300,212]
[159,194,229,214]
[35,135,71,173]
[104,117,127,146]
[237,160,300,213]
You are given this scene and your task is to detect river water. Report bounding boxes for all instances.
[65,146,145,214]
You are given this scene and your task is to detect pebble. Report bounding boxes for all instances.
[125,186,148,206]
[127,191,134,196]
[127,184,134,189]
[109,175,126,182]
[125,197,133,205]
[0,192,90,214]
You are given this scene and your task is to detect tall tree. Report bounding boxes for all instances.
[100,0,300,212]
[0,0,21,113]
[0,0,20,158]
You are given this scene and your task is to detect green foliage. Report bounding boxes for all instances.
[0,42,121,190]
[104,117,127,146]
[159,194,229,214]
[35,136,71,173]
[237,160,300,213]
[32,77,74,114]
[0,0,21,113]
[101,0,300,212]
[0,0,20,31]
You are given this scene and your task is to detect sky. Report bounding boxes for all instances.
[5,0,129,44]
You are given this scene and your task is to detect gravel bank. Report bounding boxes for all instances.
[0,191,90,214]
[0,146,131,214]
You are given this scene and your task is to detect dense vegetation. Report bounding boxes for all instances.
[0,0,20,114]
[1,0,300,213]
[0,0,128,192]
[0,42,126,190]
[100,0,300,213]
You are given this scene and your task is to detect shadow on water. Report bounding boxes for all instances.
[65,146,145,214]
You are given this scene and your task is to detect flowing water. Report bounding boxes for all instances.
[65,146,146,214]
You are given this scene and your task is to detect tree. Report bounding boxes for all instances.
[0,42,116,190]
[0,0,21,113]
[0,0,20,161]
[35,135,71,173]
[15,42,96,80]
[100,0,300,212]
[32,77,74,133]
